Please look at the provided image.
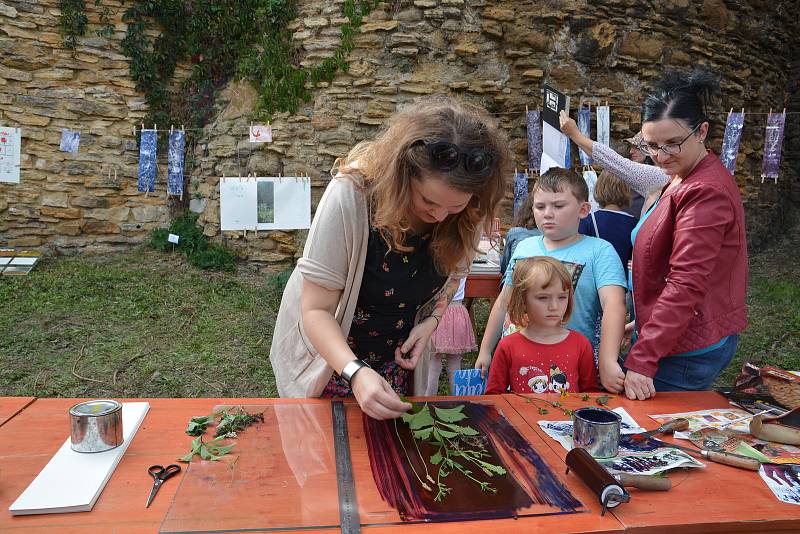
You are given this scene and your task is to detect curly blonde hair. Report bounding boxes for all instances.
[507,256,574,327]
[334,96,511,274]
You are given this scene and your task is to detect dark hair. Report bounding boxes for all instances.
[641,68,719,130]
[532,167,588,203]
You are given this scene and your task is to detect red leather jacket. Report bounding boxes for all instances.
[626,153,748,378]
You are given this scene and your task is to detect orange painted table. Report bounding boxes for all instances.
[465,273,502,299]
[505,391,800,534]
[0,396,621,533]
[0,396,35,427]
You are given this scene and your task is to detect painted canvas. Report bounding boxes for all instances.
[137,129,157,193]
[364,401,582,522]
[167,130,186,196]
[513,171,528,216]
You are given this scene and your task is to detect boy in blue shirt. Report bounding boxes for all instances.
[475,168,628,393]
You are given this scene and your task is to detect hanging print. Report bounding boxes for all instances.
[59,128,81,153]
[720,111,744,175]
[137,129,157,193]
[167,130,186,196]
[596,106,610,146]
[526,109,542,172]
[513,170,528,216]
[577,106,593,166]
[761,111,786,183]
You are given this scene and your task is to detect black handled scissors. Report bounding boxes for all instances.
[146,464,182,508]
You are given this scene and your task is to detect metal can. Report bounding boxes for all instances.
[69,399,124,453]
[573,407,622,459]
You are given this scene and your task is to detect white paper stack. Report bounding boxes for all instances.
[470,260,500,274]
[9,402,150,515]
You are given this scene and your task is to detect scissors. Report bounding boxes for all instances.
[146,464,182,508]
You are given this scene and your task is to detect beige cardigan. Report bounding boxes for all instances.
[269,174,470,398]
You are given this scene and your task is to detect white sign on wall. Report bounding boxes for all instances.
[0,126,21,184]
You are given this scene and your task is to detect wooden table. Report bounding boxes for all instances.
[0,396,34,427]
[1,393,797,533]
[464,272,502,334]
[506,391,800,533]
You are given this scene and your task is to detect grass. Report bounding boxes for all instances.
[1,219,799,398]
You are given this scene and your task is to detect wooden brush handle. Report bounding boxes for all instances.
[702,450,761,471]
[616,473,672,491]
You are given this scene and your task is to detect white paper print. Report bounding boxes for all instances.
[220,178,258,231]
[598,444,704,476]
[583,169,599,212]
[537,407,645,451]
[59,129,81,153]
[249,124,273,143]
[596,106,610,147]
[540,121,569,175]
[0,126,22,184]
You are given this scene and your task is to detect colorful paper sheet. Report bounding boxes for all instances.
[452,369,486,396]
[649,408,754,434]
[167,130,186,196]
[762,111,786,181]
[526,110,542,172]
[137,129,157,193]
[249,124,272,143]
[596,106,610,147]
[577,107,592,166]
[720,111,744,175]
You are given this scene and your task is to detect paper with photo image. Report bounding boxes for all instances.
[513,171,528,216]
[167,130,186,196]
[540,122,569,175]
[537,407,645,451]
[762,111,786,180]
[249,124,272,143]
[760,464,800,505]
[720,111,744,175]
[526,110,543,172]
[649,408,754,434]
[137,129,157,193]
[577,107,592,166]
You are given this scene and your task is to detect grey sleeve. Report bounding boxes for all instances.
[592,142,669,197]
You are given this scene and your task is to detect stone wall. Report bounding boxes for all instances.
[1,0,798,265]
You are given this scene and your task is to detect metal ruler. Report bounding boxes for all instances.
[332,401,361,534]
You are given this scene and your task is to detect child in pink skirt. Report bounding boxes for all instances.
[425,278,477,395]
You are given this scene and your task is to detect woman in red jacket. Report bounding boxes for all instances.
[623,69,748,400]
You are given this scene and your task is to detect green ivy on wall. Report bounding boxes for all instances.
[60,0,379,131]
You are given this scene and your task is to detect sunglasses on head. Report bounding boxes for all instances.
[412,140,497,176]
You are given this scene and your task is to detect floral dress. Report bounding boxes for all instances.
[321,226,446,397]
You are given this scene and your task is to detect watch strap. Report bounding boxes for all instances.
[340,359,370,385]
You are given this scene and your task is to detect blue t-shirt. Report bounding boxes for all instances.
[504,235,626,346]
[579,209,638,277]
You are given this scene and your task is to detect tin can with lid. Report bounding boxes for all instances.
[69,399,124,453]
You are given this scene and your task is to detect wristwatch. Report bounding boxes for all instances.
[340,359,370,385]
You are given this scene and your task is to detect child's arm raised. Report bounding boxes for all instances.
[475,284,513,378]
[597,284,627,393]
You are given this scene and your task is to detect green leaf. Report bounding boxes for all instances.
[433,405,467,423]
[440,421,479,436]
[411,428,433,440]
[405,404,434,429]
[199,444,213,460]
[430,451,443,465]
[596,395,610,407]
[434,428,459,440]
[538,407,549,415]
[552,401,562,407]
[177,451,196,462]
[581,394,590,401]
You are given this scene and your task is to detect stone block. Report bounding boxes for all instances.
[55,221,82,236]
[8,205,40,218]
[0,64,32,81]
[40,206,80,219]
[619,32,664,61]
[42,192,69,207]
[9,237,42,247]
[303,17,328,28]
[484,7,515,22]
[360,20,399,32]
[3,110,50,126]
[84,206,130,223]
[189,198,208,214]
[132,205,164,223]
[82,221,121,234]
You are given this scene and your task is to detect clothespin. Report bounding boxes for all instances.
[525,104,529,115]
[728,107,733,119]
[514,166,518,175]
[170,124,174,134]
[133,124,136,137]
[181,124,185,132]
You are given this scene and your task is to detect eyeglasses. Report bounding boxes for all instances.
[413,140,497,176]
[638,124,701,157]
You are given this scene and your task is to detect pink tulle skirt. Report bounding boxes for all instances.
[431,301,477,354]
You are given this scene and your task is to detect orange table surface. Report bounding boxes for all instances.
[0,396,621,534]
[505,391,800,534]
[0,397,35,427]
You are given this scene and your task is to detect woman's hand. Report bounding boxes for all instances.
[559,110,579,139]
[474,351,492,379]
[599,360,626,393]
[624,370,656,400]
[351,367,412,420]
[394,316,438,370]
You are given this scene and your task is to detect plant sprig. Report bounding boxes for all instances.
[397,403,506,502]
[178,407,263,462]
